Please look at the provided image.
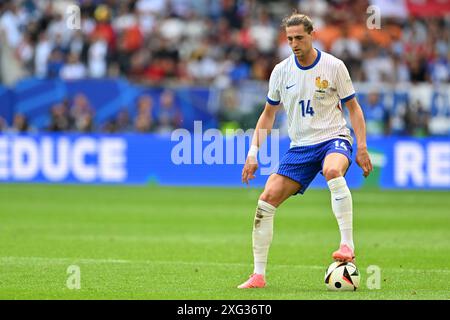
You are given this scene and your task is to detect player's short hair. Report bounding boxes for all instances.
[281,12,314,34]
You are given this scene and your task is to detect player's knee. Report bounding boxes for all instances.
[323,167,343,181]
[259,189,281,208]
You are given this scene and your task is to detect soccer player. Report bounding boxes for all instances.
[237,13,373,289]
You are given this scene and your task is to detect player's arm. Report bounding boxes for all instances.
[242,102,280,185]
[345,97,373,178]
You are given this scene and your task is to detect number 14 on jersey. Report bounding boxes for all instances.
[299,99,315,117]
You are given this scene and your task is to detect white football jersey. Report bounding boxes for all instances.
[267,49,355,148]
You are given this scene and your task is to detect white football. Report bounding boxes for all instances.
[324,261,360,291]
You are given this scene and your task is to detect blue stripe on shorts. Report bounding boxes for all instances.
[276,138,352,195]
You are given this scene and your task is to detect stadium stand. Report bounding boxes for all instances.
[0,0,448,136]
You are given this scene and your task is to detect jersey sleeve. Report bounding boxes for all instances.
[336,60,356,103]
[266,65,281,106]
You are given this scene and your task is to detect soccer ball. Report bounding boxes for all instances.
[324,261,360,291]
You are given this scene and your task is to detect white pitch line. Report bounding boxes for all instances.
[1,256,449,274]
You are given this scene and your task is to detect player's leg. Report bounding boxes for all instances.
[254,173,301,273]
[322,151,355,262]
[237,174,300,289]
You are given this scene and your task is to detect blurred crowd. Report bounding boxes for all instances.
[0,0,449,136]
[0,88,183,134]
[0,86,436,138]
[1,0,449,85]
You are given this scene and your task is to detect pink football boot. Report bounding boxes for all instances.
[332,244,355,262]
[237,273,266,289]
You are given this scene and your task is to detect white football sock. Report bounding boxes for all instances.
[327,177,354,250]
[253,199,276,276]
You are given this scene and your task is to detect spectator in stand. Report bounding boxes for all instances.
[101,118,117,133]
[78,113,94,133]
[70,93,95,132]
[102,108,133,134]
[362,46,395,83]
[0,1,24,50]
[0,116,8,132]
[134,95,155,132]
[88,33,108,78]
[392,53,411,83]
[46,48,65,78]
[249,9,277,55]
[361,91,391,136]
[136,0,166,17]
[331,23,362,80]
[152,37,180,81]
[15,31,34,75]
[405,100,430,137]
[48,100,71,132]
[218,87,243,131]
[155,90,183,133]
[60,52,87,80]
[91,5,116,51]
[115,109,133,132]
[69,30,86,58]
[428,49,449,84]
[10,113,33,133]
[409,56,428,83]
[112,33,132,75]
[34,32,52,78]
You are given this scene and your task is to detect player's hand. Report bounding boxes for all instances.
[242,156,258,185]
[356,147,373,178]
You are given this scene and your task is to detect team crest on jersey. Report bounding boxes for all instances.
[314,76,329,100]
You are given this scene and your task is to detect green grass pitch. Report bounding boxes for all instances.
[0,184,449,300]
